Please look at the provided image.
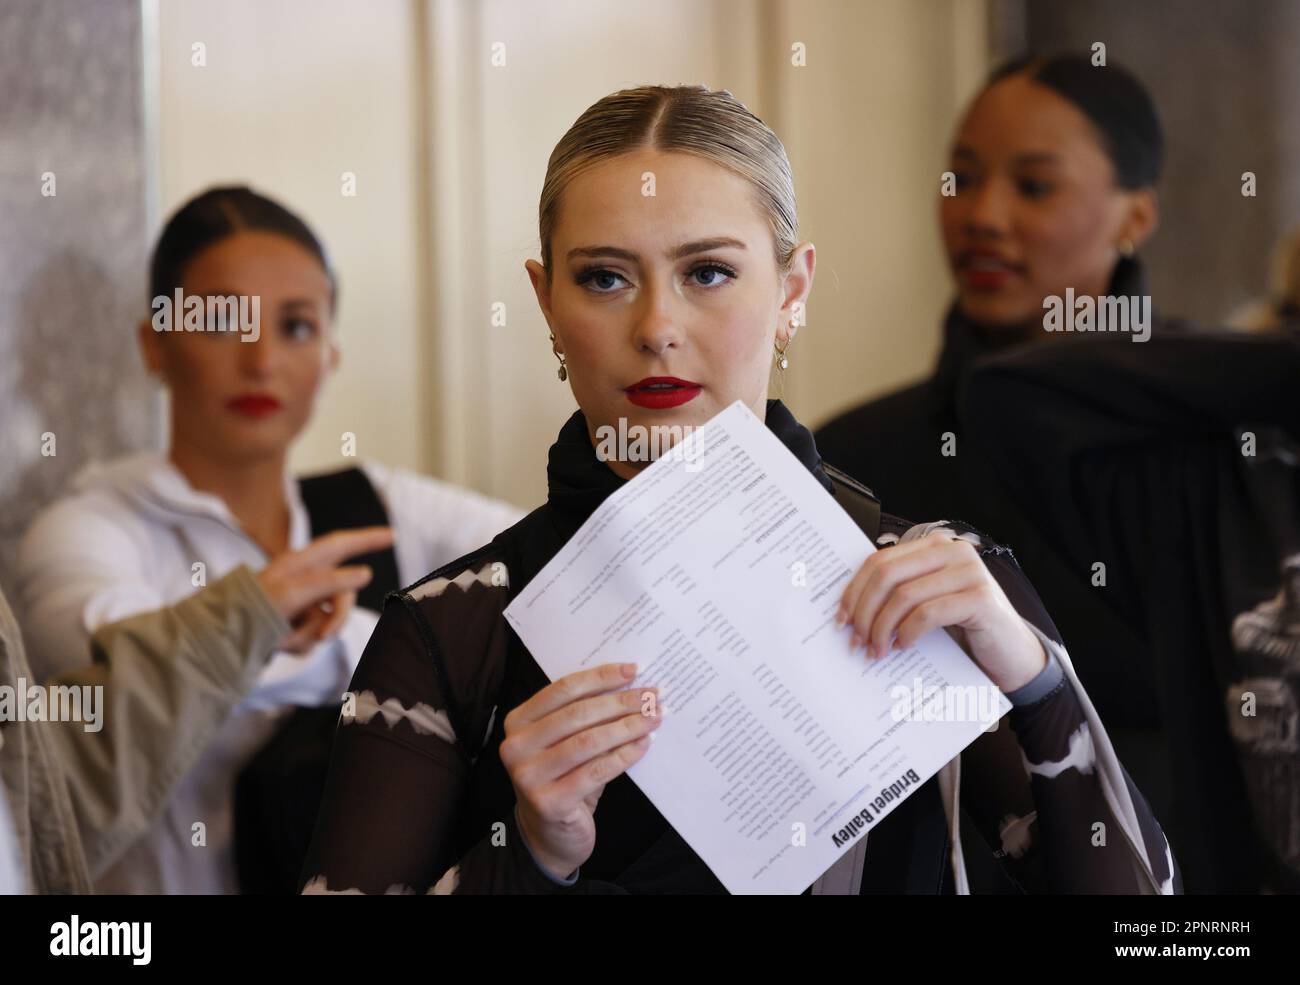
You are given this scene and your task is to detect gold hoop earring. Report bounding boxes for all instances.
[774,317,798,373]
[549,332,567,382]
[774,338,791,372]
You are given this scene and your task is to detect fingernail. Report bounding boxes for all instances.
[622,663,637,678]
[834,608,846,627]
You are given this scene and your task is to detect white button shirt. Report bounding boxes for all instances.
[15,452,525,894]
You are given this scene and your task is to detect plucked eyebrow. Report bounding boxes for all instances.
[1011,151,1062,168]
[952,145,1062,168]
[566,237,748,263]
[190,287,320,311]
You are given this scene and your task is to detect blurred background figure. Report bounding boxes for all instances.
[816,51,1187,877]
[12,188,523,894]
[0,536,390,894]
[965,322,1300,895]
[1230,225,1300,332]
[816,52,1163,521]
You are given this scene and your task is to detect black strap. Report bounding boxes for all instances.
[823,462,882,541]
[235,467,401,894]
[820,465,963,892]
[297,467,401,610]
[856,775,952,893]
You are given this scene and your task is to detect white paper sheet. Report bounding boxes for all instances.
[504,400,1011,894]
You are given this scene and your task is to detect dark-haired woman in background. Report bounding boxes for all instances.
[15,187,524,893]
[814,54,1197,881]
[817,54,1164,521]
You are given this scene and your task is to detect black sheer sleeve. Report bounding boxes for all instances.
[891,522,1180,893]
[299,553,569,895]
[965,538,1179,893]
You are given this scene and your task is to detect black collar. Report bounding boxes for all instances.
[546,399,833,541]
[933,255,1154,401]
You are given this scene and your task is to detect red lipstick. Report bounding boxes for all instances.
[956,248,1024,291]
[624,377,702,409]
[227,394,282,418]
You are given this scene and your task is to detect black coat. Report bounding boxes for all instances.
[815,259,1170,721]
[299,400,1176,894]
[964,326,1300,893]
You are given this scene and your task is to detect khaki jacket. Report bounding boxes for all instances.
[0,566,288,893]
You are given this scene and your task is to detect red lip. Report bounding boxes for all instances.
[955,248,1024,291]
[625,377,702,409]
[227,395,282,417]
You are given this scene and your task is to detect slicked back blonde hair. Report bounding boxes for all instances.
[538,85,798,277]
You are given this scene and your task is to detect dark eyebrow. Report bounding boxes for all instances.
[566,238,747,263]
[951,146,1061,168]
[1012,152,1062,167]
[190,288,318,309]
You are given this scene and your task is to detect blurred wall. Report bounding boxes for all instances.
[156,0,428,477]
[155,0,990,510]
[0,0,156,598]
[771,0,989,429]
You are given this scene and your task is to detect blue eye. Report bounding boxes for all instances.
[689,262,737,288]
[576,267,628,293]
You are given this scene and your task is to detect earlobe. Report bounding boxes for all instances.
[137,318,163,376]
[781,241,817,320]
[1125,189,1160,248]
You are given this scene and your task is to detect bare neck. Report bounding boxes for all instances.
[169,443,291,558]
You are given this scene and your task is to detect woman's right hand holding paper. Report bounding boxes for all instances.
[501,663,662,881]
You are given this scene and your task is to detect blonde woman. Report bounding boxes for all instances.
[302,86,1176,895]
